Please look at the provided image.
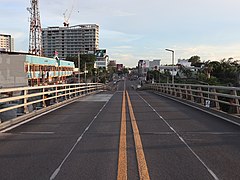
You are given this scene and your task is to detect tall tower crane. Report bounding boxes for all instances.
[27,0,42,56]
[63,7,73,27]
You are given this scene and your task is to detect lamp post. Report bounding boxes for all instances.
[165,48,175,84]
[84,62,87,83]
[78,52,80,83]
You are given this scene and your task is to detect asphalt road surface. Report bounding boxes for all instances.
[0,79,239,180]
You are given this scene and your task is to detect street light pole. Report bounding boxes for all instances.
[84,62,87,83]
[165,48,175,84]
[78,52,80,83]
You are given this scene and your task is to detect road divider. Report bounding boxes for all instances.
[117,91,127,180]
[126,91,150,180]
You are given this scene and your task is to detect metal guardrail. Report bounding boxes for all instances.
[144,83,240,115]
[0,83,105,124]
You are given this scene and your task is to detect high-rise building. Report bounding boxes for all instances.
[0,34,14,52]
[42,24,99,59]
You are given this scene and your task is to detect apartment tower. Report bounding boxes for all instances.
[0,34,14,52]
[42,24,99,59]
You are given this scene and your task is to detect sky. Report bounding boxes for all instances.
[1,0,240,67]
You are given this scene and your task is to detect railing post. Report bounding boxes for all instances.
[24,89,29,114]
[74,84,77,97]
[69,85,72,98]
[169,84,173,95]
[212,88,220,110]
[198,87,204,105]
[87,83,89,94]
[158,84,160,91]
[65,85,67,100]
[172,84,176,96]
[166,84,170,94]
[160,84,163,92]
[230,89,240,114]
[164,84,167,93]
[55,86,58,103]
[42,88,46,108]
[181,85,187,99]
[188,85,194,102]
[180,85,185,99]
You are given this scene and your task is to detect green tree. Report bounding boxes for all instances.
[200,58,240,85]
[188,55,201,66]
[66,54,96,71]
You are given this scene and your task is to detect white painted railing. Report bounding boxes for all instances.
[0,83,105,123]
[144,83,240,115]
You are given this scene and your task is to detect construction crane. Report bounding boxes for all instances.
[63,7,73,27]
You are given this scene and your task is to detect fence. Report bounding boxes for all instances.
[0,83,105,127]
[144,83,240,115]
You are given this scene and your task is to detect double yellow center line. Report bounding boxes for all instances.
[117,91,150,180]
[117,91,127,180]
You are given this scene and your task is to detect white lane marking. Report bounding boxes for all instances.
[20,132,55,135]
[77,136,82,142]
[142,132,174,135]
[49,92,115,180]
[137,93,220,180]
[154,92,240,127]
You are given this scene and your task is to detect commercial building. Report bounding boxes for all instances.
[108,60,117,68]
[0,34,14,52]
[149,59,161,70]
[138,60,150,77]
[0,52,74,88]
[117,64,123,72]
[42,24,99,59]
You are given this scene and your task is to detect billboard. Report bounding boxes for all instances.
[95,49,106,57]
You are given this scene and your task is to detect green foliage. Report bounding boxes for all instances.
[182,68,192,78]
[193,57,240,86]
[65,54,96,71]
[175,56,240,86]
[122,68,129,74]
[206,58,240,86]
[147,70,167,83]
[188,55,201,66]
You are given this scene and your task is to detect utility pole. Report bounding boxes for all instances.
[165,48,175,84]
[84,62,87,83]
[27,0,42,56]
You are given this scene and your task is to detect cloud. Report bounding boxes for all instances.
[114,10,136,17]
[2,0,240,67]
[101,29,143,44]
[159,43,240,64]
[111,46,133,50]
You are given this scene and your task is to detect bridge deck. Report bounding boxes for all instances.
[0,80,239,180]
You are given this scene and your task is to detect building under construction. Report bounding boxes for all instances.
[42,24,99,59]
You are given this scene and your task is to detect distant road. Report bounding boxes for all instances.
[0,79,239,180]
